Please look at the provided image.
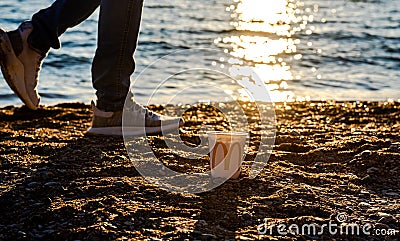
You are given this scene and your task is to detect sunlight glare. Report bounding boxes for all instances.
[220,0,307,102]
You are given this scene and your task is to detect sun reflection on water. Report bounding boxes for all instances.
[217,0,314,102]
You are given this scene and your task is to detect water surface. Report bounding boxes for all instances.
[0,0,399,106]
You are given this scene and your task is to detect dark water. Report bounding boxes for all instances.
[0,0,399,106]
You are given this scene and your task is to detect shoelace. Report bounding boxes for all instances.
[130,101,155,119]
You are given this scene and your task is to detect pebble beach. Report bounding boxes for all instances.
[0,101,398,240]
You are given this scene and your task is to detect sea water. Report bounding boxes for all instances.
[0,0,399,106]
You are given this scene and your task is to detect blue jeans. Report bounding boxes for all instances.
[29,0,144,111]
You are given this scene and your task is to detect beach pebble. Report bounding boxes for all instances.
[116,155,128,160]
[389,143,399,151]
[1,99,399,240]
[33,202,44,207]
[361,150,372,156]
[384,159,394,165]
[123,221,133,226]
[358,202,371,208]
[17,231,27,237]
[378,212,392,218]
[36,169,53,178]
[385,192,399,197]
[44,182,60,187]
[5,147,19,153]
[27,182,41,188]
[238,235,253,240]
[198,220,207,226]
[289,130,301,136]
[201,234,217,239]
[348,158,357,164]
[367,167,379,174]
[43,229,55,234]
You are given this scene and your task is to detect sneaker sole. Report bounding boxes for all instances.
[0,28,37,110]
[87,123,180,136]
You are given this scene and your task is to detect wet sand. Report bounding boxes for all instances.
[0,101,399,240]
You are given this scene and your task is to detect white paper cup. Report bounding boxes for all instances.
[207,131,248,179]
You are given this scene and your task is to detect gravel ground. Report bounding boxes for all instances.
[0,101,399,241]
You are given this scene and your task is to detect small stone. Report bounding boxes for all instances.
[290,130,301,136]
[44,182,60,187]
[201,234,217,239]
[43,229,55,234]
[358,202,371,207]
[36,169,53,178]
[115,181,124,186]
[116,155,128,160]
[27,182,40,188]
[378,212,391,218]
[348,159,357,164]
[33,202,44,207]
[389,143,399,151]
[367,208,379,214]
[238,235,253,240]
[385,192,399,197]
[361,150,372,156]
[198,220,207,226]
[367,167,379,174]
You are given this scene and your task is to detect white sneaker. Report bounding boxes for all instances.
[87,100,184,136]
[0,21,46,110]
[17,22,46,108]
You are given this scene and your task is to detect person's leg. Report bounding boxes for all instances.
[92,0,144,112]
[29,0,101,55]
[87,0,185,136]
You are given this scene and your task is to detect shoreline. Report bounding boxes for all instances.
[0,101,399,240]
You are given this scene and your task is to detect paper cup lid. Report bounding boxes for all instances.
[207,131,248,142]
[206,131,248,136]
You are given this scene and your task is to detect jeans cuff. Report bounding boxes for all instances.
[96,99,125,112]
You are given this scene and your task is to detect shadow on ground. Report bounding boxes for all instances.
[0,102,399,240]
